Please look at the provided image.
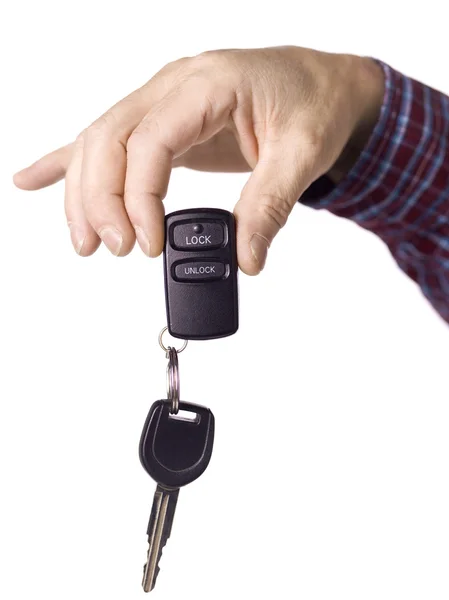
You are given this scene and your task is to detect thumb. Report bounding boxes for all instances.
[234,140,314,275]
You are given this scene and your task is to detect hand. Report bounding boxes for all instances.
[13,46,384,274]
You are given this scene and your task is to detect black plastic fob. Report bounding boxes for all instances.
[163,208,239,340]
[139,401,215,489]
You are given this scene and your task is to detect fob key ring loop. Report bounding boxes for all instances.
[166,346,180,414]
[158,326,188,354]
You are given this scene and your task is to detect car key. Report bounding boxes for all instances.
[139,399,215,592]
[163,208,238,340]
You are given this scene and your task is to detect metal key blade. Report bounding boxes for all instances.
[142,485,179,593]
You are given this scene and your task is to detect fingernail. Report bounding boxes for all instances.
[134,226,151,257]
[99,226,123,256]
[68,223,86,255]
[250,233,269,270]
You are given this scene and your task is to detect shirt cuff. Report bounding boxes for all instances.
[300,61,405,237]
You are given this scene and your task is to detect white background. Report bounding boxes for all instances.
[2,1,449,599]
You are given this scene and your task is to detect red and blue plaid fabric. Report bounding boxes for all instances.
[302,61,449,325]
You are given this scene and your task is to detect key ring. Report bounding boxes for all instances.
[158,326,188,354]
[166,346,180,414]
[158,327,187,414]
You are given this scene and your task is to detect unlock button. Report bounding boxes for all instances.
[174,261,226,282]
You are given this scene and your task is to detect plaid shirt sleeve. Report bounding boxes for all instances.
[301,61,449,325]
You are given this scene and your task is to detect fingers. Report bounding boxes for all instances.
[13,144,73,190]
[81,129,135,256]
[234,133,320,275]
[79,90,157,256]
[79,74,181,257]
[65,135,100,256]
[14,55,242,259]
[124,136,168,257]
[125,79,236,257]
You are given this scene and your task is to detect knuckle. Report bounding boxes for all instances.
[74,130,86,150]
[81,185,103,209]
[194,49,220,64]
[128,115,176,156]
[126,126,150,153]
[83,190,124,221]
[301,127,326,165]
[86,111,119,141]
[193,49,232,72]
[154,56,195,87]
[195,76,217,102]
[164,55,192,73]
[258,194,291,229]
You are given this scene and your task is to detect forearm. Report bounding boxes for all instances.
[302,61,449,324]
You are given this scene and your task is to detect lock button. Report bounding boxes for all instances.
[172,221,225,251]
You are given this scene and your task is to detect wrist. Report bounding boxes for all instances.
[329,57,385,183]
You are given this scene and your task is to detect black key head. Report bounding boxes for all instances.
[139,401,215,488]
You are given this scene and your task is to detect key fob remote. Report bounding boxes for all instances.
[163,208,239,340]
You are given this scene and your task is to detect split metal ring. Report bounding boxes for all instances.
[158,326,188,354]
[166,346,180,414]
